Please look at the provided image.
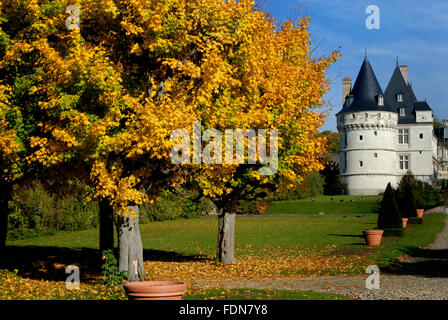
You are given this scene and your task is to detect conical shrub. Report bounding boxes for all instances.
[377,183,402,229]
[400,184,418,218]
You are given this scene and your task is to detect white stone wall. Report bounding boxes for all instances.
[337,111,435,195]
[396,123,434,177]
[416,111,432,123]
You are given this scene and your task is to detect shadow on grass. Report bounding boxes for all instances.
[328,233,364,238]
[383,246,448,278]
[327,233,367,246]
[0,246,208,282]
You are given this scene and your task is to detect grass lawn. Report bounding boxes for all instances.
[6,213,446,272]
[7,214,385,257]
[184,288,351,300]
[2,211,446,300]
[266,195,382,215]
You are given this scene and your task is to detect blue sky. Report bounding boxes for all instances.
[257,0,448,131]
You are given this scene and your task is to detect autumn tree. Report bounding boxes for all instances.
[0,0,339,276]
[168,5,340,263]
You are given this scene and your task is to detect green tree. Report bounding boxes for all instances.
[321,162,348,195]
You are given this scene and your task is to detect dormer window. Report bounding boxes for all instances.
[399,108,405,116]
[378,95,384,106]
[397,94,404,102]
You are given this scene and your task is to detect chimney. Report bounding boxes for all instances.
[399,65,408,84]
[342,77,352,105]
[443,118,448,127]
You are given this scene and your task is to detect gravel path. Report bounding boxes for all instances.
[195,214,448,300]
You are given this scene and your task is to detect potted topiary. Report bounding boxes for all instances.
[401,184,422,223]
[414,189,425,218]
[372,183,403,242]
[396,172,423,223]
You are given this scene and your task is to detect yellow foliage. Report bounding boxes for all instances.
[0,0,339,213]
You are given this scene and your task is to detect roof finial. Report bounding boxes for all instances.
[396,56,399,66]
[365,48,368,58]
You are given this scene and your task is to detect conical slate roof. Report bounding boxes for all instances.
[384,66,432,124]
[337,57,395,115]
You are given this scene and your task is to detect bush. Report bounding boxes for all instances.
[8,182,99,240]
[396,172,442,210]
[140,189,203,222]
[101,249,128,291]
[416,180,442,209]
[377,183,402,230]
[270,171,325,201]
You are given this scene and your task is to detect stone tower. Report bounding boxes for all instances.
[337,57,399,195]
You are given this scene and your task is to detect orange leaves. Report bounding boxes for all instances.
[144,248,372,283]
[0,269,126,300]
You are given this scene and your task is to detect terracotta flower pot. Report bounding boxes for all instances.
[123,281,187,300]
[363,229,384,246]
[402,218,408,228]
[417,209,424,218]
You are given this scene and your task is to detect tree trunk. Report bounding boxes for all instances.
[99,199,114,253]
[217,208,235,264]
[116,205,145,282]
[0,181,12,254]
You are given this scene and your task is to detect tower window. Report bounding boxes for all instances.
[397,94,404,102]
[344,133,347,147]
[360,161,363,167]
[374,131,378,136]
[365,113,368,118]
[398,129,409,144]
[399,108,405,116]
[353,114,356,119]
[378,113,381,119]
[378,95,384,106]
[360,135,363,141]
[399,155,409,170]
[420,133,423,139]
[374,153,378,158]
